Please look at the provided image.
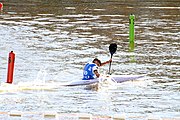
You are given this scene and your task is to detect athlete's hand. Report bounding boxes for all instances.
[108,59,112,63]
[94,70,100,78]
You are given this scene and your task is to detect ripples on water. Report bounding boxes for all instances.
[0,0,180,119]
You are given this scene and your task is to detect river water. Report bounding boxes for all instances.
[0,0,180,119]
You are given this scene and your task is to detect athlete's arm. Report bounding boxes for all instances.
[100,59,112,66]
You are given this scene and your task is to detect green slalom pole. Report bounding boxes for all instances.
[129,14,135,51]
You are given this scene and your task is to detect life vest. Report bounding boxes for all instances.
[82,63,98,80]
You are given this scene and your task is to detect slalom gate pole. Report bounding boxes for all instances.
[0,2,3,10]
[7,51,15,84]
[129,14,135,43]
[129,14,135,51]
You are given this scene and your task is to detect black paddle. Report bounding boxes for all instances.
[108,43,117,75]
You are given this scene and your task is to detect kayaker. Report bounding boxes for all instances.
[82,58,112,80]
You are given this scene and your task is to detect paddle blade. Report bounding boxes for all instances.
[108,43,117,75]
[109,43,117,56]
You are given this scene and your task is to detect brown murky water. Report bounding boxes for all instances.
[0,0,179,119]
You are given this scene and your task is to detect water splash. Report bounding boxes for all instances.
[87,75,117,91]
[98,76,117,91]
[34,68,47,85]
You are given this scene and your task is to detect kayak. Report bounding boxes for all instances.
[64,74,145,86]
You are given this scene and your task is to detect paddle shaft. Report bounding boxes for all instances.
[108,54,113,75]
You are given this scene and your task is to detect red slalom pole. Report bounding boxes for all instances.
[7,51,15,84]
[0,2,3,10]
